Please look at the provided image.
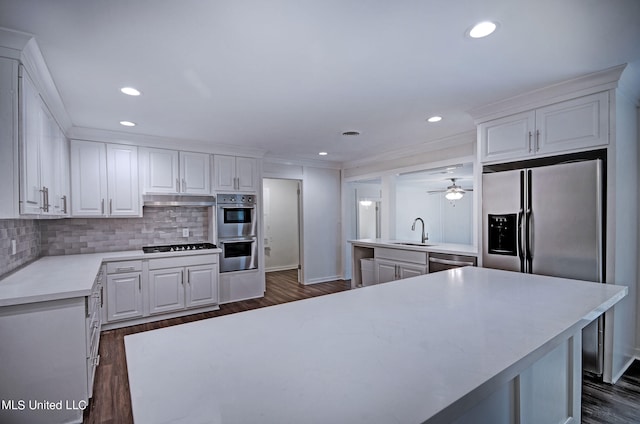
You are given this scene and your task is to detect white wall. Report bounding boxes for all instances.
[395,186,473,245]
[605,87,639,382]
[302,166,342,284]
[263,178,299,272]
[264,161,342,284]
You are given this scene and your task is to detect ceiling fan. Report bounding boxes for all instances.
[427,178,473,200]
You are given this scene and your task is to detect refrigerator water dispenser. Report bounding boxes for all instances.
[488,214,517,256]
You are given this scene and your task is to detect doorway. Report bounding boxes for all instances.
[263,178,302,282]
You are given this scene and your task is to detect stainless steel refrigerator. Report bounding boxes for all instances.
[482,156,605,375]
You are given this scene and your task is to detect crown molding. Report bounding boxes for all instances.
[68,126,268,158]
[469,64,627,124]
[263,154,342,170]
[341,130,476,171]
[0,27,74,133]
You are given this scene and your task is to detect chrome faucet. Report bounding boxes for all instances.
[411,217,428,244]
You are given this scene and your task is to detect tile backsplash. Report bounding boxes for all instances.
[40,207,211,256]
[0,219,41,277]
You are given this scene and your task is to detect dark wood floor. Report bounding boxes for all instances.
[83,270,351,423]
[84,270,640,423]
[582,360,640,424]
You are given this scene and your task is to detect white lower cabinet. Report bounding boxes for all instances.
[148,267,185,315]
[374,247,428,284]
[375,258,427,283]
[0,274,103,424]
[148,261,219,315]
[103,254,219,327]
[105,260,143,322]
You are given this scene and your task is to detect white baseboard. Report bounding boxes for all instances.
[265,265,299,273]
[302,275,343,285]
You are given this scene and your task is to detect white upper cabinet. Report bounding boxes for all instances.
[140,148,210,194]
[70,140,140,217]
[180,151,210,194]
[18,68,70,217]
[19,70,43,215]
[479,92,609,163]
[213,155,258,192]
[106,144,140,216]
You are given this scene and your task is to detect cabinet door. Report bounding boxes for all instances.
[180,151,210,194]
[70,140,108,216]
[19,70,43,215]
[398,263,427,280]
[50,123,69,215]
[38,101,57,215]
[148,268,185,315]
[375,259,397,284]
[106,272,143,321]
[106,144,140,216]
[236,157,258,191]
[185,264,218,308]
[213,155,236,191]
[141,147,180,193]
[536,92,609,155]
[479,111,535,163]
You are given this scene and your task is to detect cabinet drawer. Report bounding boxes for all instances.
[375,247,427,264]
[148,254,218,270]
[106,260,142,274]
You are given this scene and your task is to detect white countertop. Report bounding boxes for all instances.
[0,248,221,307]
[125,267,626,424]
[349,238,478,255]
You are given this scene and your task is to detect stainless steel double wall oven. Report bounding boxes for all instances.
[216,193,258,272]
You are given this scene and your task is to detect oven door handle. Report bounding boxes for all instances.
[219,238,256,244]
[219,206,255,210]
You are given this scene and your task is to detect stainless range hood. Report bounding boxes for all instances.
[143,194,216,207]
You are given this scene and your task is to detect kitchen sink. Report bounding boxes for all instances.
[391,242,433,247]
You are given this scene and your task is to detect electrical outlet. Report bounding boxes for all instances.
[182,228,189,237]
[11,240,16,255]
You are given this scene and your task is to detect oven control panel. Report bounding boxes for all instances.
[217,194,255,205]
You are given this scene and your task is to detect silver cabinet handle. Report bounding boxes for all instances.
[182,178,186,192]
[138,276,141,291]
[116,266,135,272]
[428,257,475,267]
[535,129,540,151]
[176,178,180,192]
[62,195,67,214]
[101,199,105,215]
[109,199,113,215]
[528,131,533,153]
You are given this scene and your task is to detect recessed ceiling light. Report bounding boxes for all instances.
[319,152,328,156]
[120,87,141,96]
[468,21,497,38]
[427,116,442,123]
[342,131,361,136]
[120,120,136,127]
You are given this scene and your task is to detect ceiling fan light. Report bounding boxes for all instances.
[445,191,464,201]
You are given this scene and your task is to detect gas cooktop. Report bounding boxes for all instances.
[142,242,217,254]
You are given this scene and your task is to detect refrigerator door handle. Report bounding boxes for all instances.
[525,208,533,271]
[517,209,525,264]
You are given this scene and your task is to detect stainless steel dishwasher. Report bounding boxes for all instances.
[428,252,477,272]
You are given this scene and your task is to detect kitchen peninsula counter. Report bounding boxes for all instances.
[349,238,477,255]
[0,248,221,307]
[125,267,626,424]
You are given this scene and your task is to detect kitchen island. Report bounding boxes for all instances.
[125,267,627,424]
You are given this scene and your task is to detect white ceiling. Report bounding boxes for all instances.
[1,0,639,165]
